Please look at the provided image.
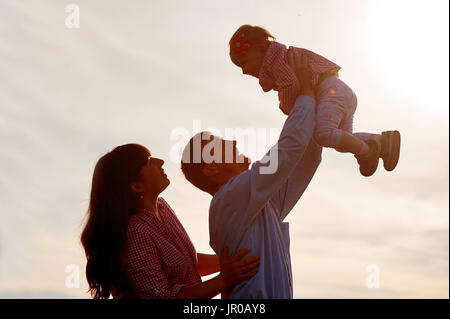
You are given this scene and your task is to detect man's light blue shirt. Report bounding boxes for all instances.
[209,96,322,298]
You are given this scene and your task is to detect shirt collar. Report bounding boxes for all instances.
[258,41,287,92]
[136,197,166,225]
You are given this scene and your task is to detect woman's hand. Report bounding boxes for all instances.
[218,247,260,290]
[177,247,258,299]
[286,49,315,98]
[197,253,220,276]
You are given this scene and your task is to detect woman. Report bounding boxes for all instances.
[81,144,259,299]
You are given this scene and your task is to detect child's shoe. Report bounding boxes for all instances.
[355,139,381,177]
[380,130,401,171]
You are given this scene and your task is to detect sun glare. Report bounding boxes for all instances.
[366,0,449,110]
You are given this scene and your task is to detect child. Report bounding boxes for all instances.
[229,25,401,176]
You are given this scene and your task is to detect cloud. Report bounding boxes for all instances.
[0,0,448,299]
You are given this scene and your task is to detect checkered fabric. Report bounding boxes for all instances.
[258,41,341,113]
[120,197,201,299]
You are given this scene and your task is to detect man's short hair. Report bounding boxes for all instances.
[180,131,218,194]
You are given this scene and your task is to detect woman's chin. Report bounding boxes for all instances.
[164,176,170,186]
[159,176,170,193]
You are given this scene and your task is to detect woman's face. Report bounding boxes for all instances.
[138,156,170,195]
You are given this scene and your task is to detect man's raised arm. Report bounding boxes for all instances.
[213,52,316,228]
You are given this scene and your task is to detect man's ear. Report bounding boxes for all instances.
[130,181,144,194]
[202,164,219,177]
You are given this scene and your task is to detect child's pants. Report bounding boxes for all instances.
[314,76,376,148]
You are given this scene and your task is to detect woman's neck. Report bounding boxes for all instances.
[139,194,162,221]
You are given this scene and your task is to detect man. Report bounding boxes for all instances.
[181,53,321,298]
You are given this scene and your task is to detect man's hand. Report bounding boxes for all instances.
[286,49,315,99]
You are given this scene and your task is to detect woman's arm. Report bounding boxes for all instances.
[197,253,220,276]
[177,248,259,299]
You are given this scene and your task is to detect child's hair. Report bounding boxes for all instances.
[229,25,276,46]
[229,25,275,61]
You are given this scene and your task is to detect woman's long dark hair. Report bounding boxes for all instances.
[81,144,150,299]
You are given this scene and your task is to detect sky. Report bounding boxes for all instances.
[0,0,448,298]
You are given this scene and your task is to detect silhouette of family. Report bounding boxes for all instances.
[81,25,400,299]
